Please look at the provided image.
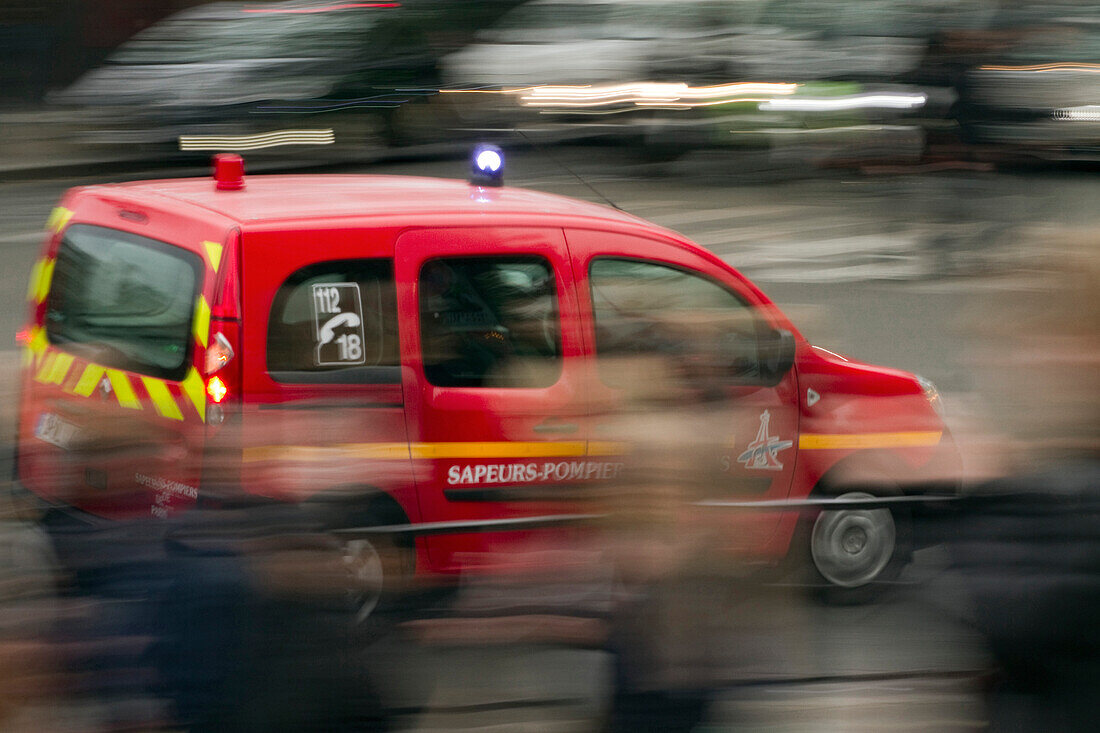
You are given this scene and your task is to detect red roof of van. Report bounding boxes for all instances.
[96,174,649,228]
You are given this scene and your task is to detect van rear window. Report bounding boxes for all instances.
[45,225,202,381]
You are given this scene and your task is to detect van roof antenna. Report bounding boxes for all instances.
[515,129,626,212]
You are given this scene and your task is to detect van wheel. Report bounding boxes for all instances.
[336,512,415,626]
[807,490,909,604]
[342,535,387,624]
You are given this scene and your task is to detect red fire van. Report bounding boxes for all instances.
[16,151,958,601]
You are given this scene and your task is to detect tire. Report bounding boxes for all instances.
[806,490,911,605]
[334,507,416,627]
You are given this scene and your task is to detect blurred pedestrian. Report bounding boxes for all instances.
[942,242,1100,732]
[592,346,759,733]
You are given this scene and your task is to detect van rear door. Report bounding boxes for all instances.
[17,217,215,519]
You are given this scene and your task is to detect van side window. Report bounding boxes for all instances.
[45,224,202,381]
[419,257,561,388]
[589,257,762,388]
[267,259,399,384]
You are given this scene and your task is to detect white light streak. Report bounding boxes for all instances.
[1053,105,1100,122]
[179,129,335,151]
[520,82,798,108]
[759,93,927,112]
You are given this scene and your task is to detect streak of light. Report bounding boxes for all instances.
[518,82,799,108]
[978,62,1100,72]
[256,97,413,113]
[439,87,540,95]
[243,3,400,14]
[759,93,927,112]
[1053,105,1100,121]
[179,129,335,151]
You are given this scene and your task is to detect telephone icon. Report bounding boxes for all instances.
[319,311,361,345]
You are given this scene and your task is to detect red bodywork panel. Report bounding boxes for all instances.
[17,172,957,574]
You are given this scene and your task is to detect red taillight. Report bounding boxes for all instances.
[206,375,228,404]
[205,331,234,413]
[205,332,235,375]
[15,328,31,347]
[204,229,241,426]
[202,320,241,426]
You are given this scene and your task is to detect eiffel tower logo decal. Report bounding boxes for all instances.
[737,410,793,471]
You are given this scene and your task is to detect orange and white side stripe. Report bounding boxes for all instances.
[242,440,629,464]
[798,432,942,450]
[241,432,943,465]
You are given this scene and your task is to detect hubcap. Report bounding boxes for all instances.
[811,491,896,588]
[343,538,384,624]
[842,526,868,554]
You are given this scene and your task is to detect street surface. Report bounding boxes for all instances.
[0,144,1095,730]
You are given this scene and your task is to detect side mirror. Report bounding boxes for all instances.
[716,326,795,387]
[758,328,796,387]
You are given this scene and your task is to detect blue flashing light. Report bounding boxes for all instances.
[469,143,504,187]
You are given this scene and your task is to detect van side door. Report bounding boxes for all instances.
[395,226,590,572]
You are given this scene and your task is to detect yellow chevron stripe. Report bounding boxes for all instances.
[49,359,197,422]
[31,258,55,304]
[26,259,42,301]
[203,241,223,273]
[798,431,942,450]
[33,352,57,383]
[106,369,141,410]
[180,367,206,422]
[21,326,46,369]
[29,327,47,354]
[28,327,48,369]
[44,352,73,385]
[37,259,55,303]
[193,296,211,348]
[46,207,73,234]
[72,363,107,397]
[142,377,184,421]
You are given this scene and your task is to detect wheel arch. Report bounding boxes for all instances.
[304,483,416,549]
[810,449,913,496]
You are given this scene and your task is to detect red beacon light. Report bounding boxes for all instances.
[213,153,245,191]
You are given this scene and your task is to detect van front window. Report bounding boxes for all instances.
[45,225,203,381]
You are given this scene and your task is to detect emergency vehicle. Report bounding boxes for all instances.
[16,148,958,604]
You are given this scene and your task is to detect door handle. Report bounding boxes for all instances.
[533,420,579,435]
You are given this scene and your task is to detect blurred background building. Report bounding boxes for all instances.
[0,1,198,101]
